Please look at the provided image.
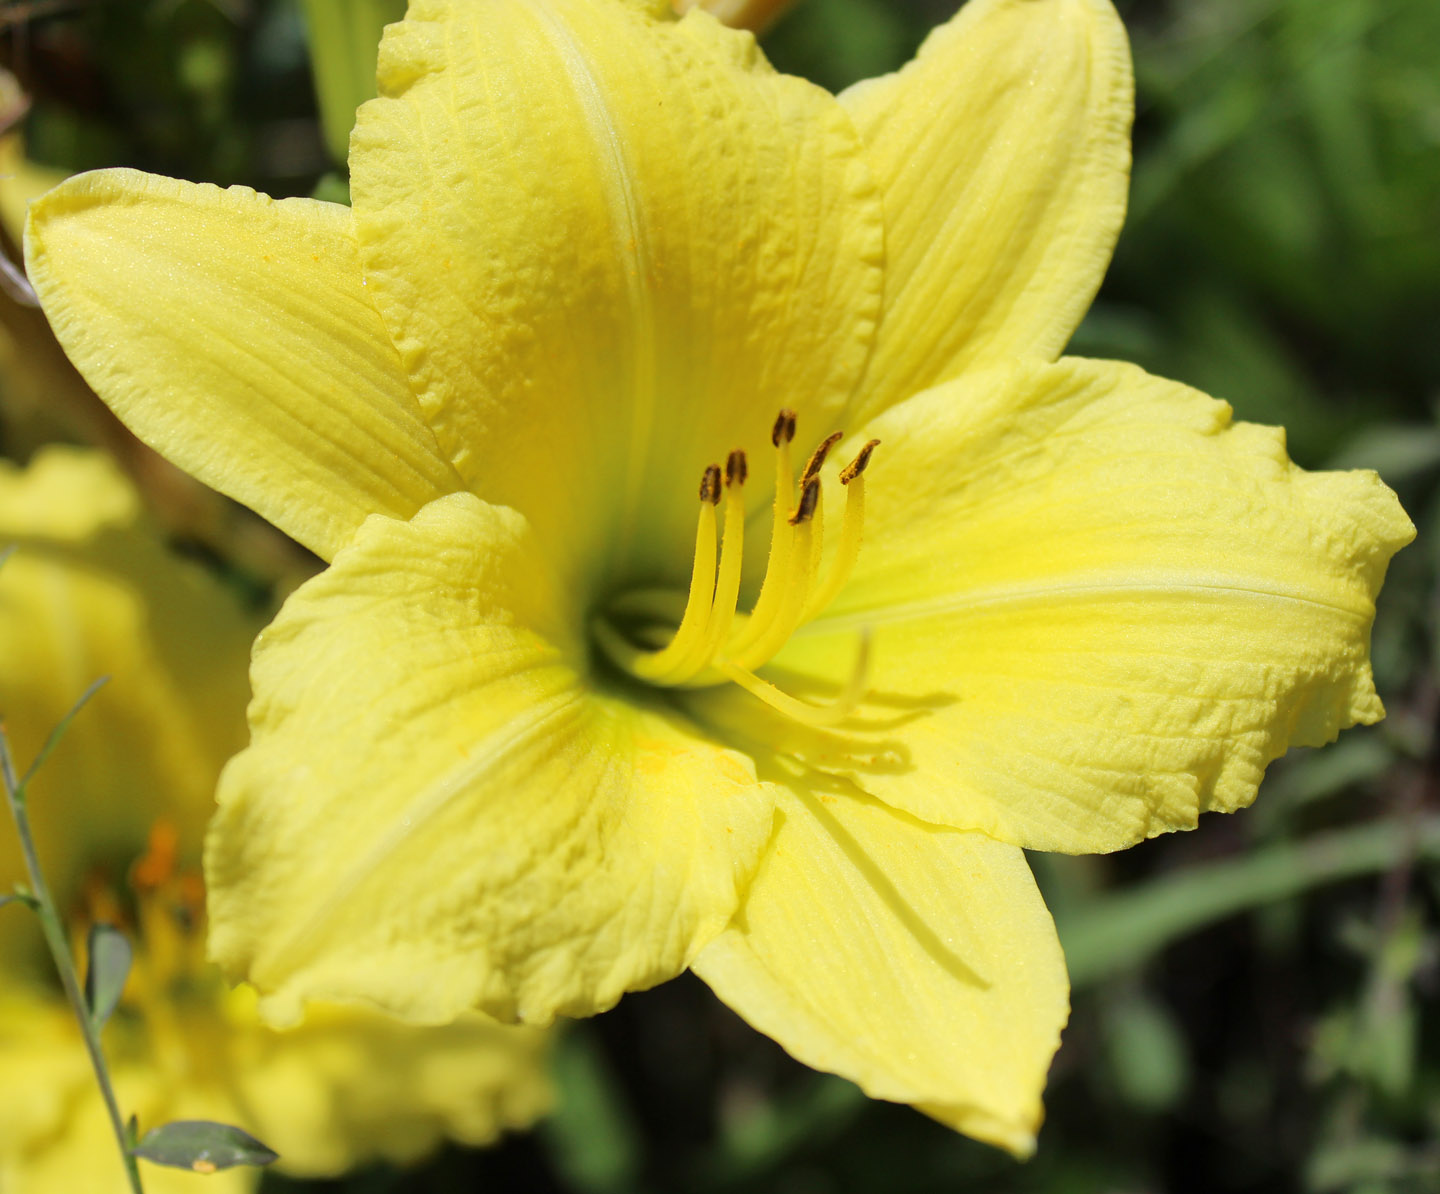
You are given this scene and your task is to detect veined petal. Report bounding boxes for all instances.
[692,783,1067,1156]
[840,0,1133,423]
[25,169,462,561]
[691,359,1413,853]
[350,0,883,586]
[206,492,776,1025]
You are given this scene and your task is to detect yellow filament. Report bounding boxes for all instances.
[803,472,865,620]
[682,474,747,683]
[729,499,819,670]
[593,488,718,682]
[718,631,871,728]
[726,433,795,657]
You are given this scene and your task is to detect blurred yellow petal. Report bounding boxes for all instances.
[840,0,1133,422]
[0,134,66,247]
[697,359,1413,852]
[0,1005,252,1194]
[207,491,775,1025]
[0,447,258,972]
[693,784,1067,1156]
[25,169,461,560]
[350,0,882,581]
[225,992,552,1174]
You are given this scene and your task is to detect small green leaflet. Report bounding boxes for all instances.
[132,1121,279,1172]
[83,923,132,1030]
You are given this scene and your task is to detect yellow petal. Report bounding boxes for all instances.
[840,0,1133,423]
[25,169,461,561]
[206,491,776,1025]
[0,448,258,975]
[349,0,882,584]
[692,359,1413,853]
[692,782,1067,1155]
[224,990,553,1174]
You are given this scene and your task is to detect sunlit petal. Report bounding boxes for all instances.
[691,359,1413,852]
[207,492,776,1025]
[350,0,883,583]
[840,0,1132,422]
[26,169,461,560]
[694,783,1067,1156]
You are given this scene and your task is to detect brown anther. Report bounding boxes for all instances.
[788,476,821,525]
[699,464,723,505]
[771,408,798,447]
[726,449,748,487]
[801,432,844,483]
[839,439,880,485]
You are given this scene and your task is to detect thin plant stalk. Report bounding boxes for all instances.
[0,686,144,1194]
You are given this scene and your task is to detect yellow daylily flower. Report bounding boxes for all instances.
[22,0,1411,1156]
[0,449,551,1191]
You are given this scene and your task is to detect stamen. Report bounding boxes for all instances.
[801,431,843,483]
[718,631,872,728]
[725,412,800,657]
[771,408,797,448]
[687,450,748,679]
[804,439,879,619]
[595,415,877,728]
[731,476,820,670]
[593,464,721,682]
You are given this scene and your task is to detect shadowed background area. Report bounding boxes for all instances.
[0,0,1436,1191]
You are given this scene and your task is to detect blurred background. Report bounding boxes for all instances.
[0,0,1436,1190]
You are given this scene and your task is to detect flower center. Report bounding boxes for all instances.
[594,410,878,726]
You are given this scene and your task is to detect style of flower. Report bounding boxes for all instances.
[23,0,1411,1153]
[0,449,552,1192]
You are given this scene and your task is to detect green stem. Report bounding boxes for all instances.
[0,731,144,1194]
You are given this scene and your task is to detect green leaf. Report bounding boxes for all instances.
[83,923,132,1030]
[538,1030,642,1194]
[132,1121,279,1172]
[301,0,405,164]
[1058,818,1440,986]
[19,676,109,792]
[1103,991,1189,1113]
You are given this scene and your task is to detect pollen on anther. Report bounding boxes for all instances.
[771,409,798,447]
[789,476,820,525]
[840,439,881,485]
[802,432,844,483]
[699,464,723,505]
[726,449,748,487]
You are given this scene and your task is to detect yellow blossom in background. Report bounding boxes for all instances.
[22,0,1411,1155]
[0,448,552,1192]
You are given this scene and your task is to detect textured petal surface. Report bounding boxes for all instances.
[0,448,257,975]
[690,359,1413,853]
[693,783,1067,1156]
[840,0,1133,423]
[349,0,882,586]
[25,169,461,561]
[206,492,776,1025]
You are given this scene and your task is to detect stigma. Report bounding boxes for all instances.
[594,412,878,727]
